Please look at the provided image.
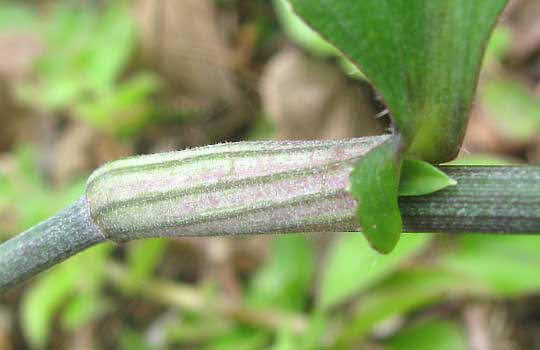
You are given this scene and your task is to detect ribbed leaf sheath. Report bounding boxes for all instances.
[86,136,389,241]
[401,166,540,233]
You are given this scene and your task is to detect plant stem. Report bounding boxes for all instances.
[401,166,540,234]
[0,137,539,292]
[0,197,105,292]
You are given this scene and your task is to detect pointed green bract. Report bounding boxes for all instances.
[350,137,402,254]
[289,0,507,163]
[399,159,456,197]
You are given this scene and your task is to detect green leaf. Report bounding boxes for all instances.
[289,0,508,163]
[20,244,112,347]
[16,2,139,122]
[297,312,329,349]
[119,327,149,350]
[274,0,364,79]
[123,238,167,290]
[247,235,314,311]
[61,292,109,331]
[382,320,467,350]
[0,172,12,214]
[350,137,402,254]
[484,26,511,68]
[209,326,270,350]
[399,159,456,197]
[0,4,36,30]
[273,327,298,350]
[20,264,78,347]
[318,233,429,310]
[337,267,485,344]
[5,146,86,234]
[481,78,540,142]
[441,235,540,296]
[84,2,136,91]
[74,73,159,136]
[274,0,338,57]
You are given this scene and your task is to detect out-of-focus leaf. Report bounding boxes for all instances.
[61,243,113,329]
[337,267,486,344]
[248,235,314,311]
[124,238,167,290]
[481,79,540,142]
[441,235,540,296]
[84,2,136,91]
[20,263,78,347]
[0,173,12,213]
[350,137,402,254]
[273,327,297,350]
[17,8,93,109]
[290,0,508,163]
[272,312,329,350]
[16,2,152,136]
[166,314,232,344]
[318,233,430,311]
[21,243,112,347]
[298,312,328,348]
[484,26,511,68]
[6,146,86,233]
[274,0,337,57]
[61,292,109,331]
[245,116,276,141]
[399,159,456,196]
[40,3,135,94]
[273,0,364,79]
[119,327,149,350]
[0,4,36,30]
[15,146,44,187]
[74,73,159,136]
[382,320,467,350]
[15,180,85,234]
[209,326,269,350]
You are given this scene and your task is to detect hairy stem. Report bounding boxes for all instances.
[0,197,105,292]
[401,166,540,233]
[0,136,539,292]
[85,136,390,241]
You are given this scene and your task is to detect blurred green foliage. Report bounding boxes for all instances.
[484,25,511,68]
[318,234,430,311]
[382,320,468,350]
[481,78,540,142]
[0,147,85,236]
[10,2,159,137]
[0,3,36,30]
[21,244,114,348]
[248,235,314,311]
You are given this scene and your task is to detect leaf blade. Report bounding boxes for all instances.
[289,0,508,163]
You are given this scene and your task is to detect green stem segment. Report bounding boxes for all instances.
[0,197,105,292]
[401,166,540,233]
[0,137,539,292]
